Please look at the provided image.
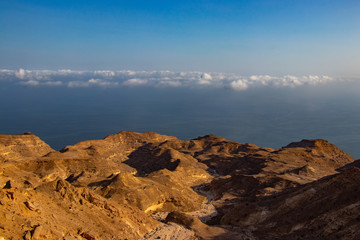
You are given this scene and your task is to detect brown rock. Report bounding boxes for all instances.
[80,232,95,240]
[0,133,53,162]
[0,131,359,240]
[31,225,43,240]
[24,201,40,212]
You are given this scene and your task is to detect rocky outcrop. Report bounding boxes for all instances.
[221,167,360,239]
[0,132,53,162]
[0,131,358,239]
[58,131,178,161]
[0,177,158,239]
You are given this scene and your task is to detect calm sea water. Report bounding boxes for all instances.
[1,81,360,158]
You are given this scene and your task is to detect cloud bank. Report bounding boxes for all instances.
[0,69,337,91]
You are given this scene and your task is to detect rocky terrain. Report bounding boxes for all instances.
[0,131,359,239]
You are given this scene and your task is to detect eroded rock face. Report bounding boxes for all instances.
[0,178,158,239]
[0,132,53,162]
[0,131,359,239]
[221,168,360,239]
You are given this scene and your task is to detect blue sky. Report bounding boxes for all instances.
[1,0,360,76]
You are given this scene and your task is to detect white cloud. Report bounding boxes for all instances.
[20,80,40,86]
[44,81,63,86]
[94,70,115,77]
[201,73,212,80]
[230,80,248,91]
[58,69,73,74]
[15,68,26,79]
[67,81,90,88]
[0,69,12,73]
[88,78,118,87]
[198,79,211,85]
[249,75,265,81]
[158,80,182,87]
[67,78,118,88]
[123,78,148,86]
[0,68,339,91]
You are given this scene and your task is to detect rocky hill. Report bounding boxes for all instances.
[0,131,359,239]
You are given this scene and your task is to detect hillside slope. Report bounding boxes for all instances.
[0,131,358,239]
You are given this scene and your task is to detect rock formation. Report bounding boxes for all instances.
[0,131,359,239]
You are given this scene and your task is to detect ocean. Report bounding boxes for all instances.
[1,80,360,158]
